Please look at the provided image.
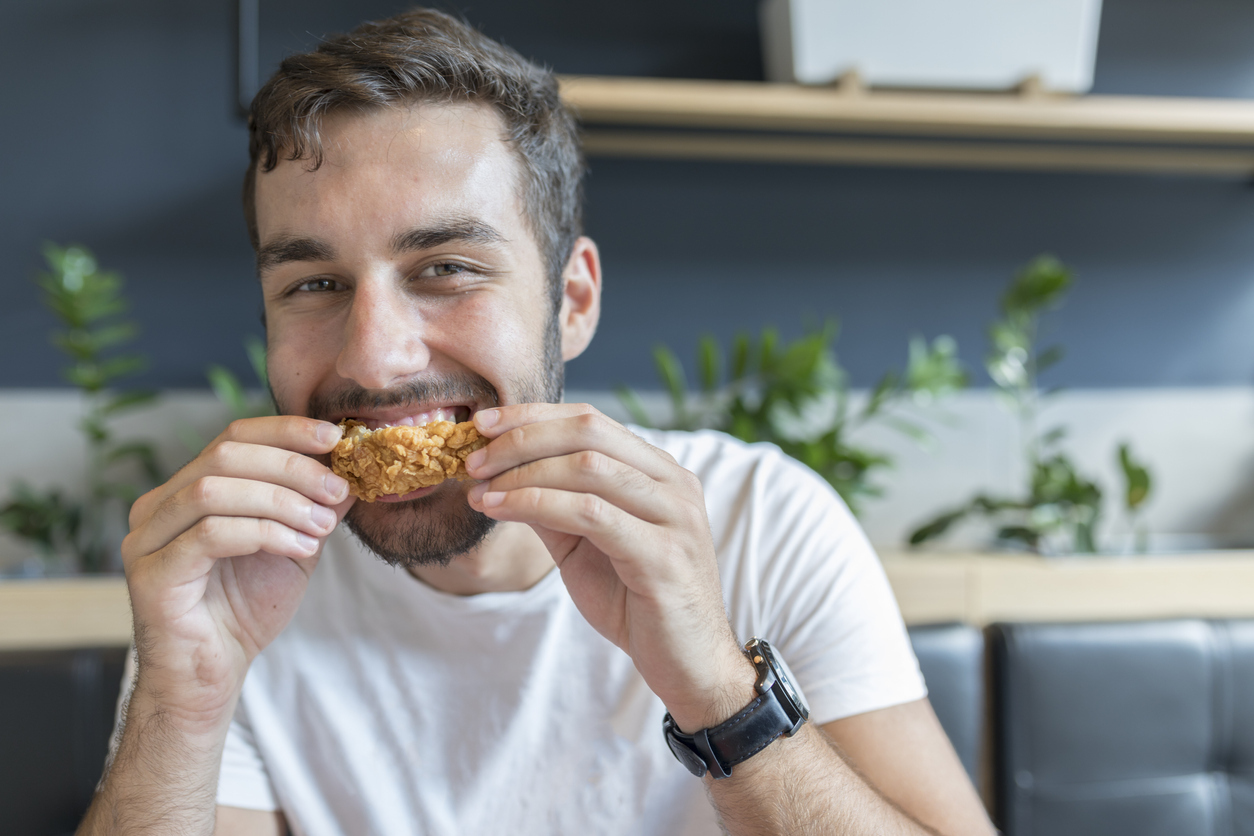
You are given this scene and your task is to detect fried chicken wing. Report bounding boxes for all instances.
[331,419,488,501]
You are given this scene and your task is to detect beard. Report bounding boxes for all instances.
[275,316,565,571]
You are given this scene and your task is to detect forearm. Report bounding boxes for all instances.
[77,682,233,836]
[706,724,936,836]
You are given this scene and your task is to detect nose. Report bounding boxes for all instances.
[334,277,431,390]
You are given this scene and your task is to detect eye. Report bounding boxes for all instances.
[295,277,342,293]
[420,262,469,278]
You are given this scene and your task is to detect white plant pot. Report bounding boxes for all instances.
[760,0,1104,93]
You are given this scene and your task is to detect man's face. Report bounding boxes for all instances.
[253,102,563,567]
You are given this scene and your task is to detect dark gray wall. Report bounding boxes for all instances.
[2,0,1253,391]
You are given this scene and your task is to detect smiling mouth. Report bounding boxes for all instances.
[352,405,474,430]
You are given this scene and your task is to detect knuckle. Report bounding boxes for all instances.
[576,449,608,476]
[680,467,703,493]
[519,487,545,512]
[128,487,157,529]
[259,517,285,545]
[271,484,290,514]
[655,446,680,466]
[281,451,307,481]
[120,529,142,561]
[203,440,235,472]
[578,493,604,525]
[196,515,223,545]
[150,493,181,527]
[224,418,249,440]
[574,412,603,434]
[189,475,220,510]
[506,423,529,447]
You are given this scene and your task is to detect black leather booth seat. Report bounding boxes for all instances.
[0,647,127,836]
[908,623,985,784]
[991,620,1254,836]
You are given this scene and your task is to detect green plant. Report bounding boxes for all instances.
[1118,441,1153,552]
[618,321,966,514]
[909,255,1154,554]
[207,335,272,421]
[0,244,163,572]
[178,336,274,455]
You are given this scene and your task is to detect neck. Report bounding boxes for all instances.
[407,520,555,595]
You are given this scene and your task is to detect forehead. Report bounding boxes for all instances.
[253,101,526,245]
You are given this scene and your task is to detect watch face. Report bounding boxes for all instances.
[757,640,811,720]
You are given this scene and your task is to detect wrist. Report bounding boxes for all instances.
[663,646,758,733]
[129,673,240,742]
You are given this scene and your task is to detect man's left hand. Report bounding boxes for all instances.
[465,403,755,731]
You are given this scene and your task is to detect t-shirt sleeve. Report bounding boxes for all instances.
[716,442,927,725]
[217,701,281,811]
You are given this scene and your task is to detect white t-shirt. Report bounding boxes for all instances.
[213,428,925,835]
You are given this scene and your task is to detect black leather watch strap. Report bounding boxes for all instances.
[706,689,795,768]
[663,638,810,779]
[663,692,794,779]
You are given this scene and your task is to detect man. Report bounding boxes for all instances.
[79,9,993,836]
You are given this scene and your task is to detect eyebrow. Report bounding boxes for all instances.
[256,219,508,275]
[256,236,335,274]
[391,219,507,253]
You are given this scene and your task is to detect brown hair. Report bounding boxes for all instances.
[243,8,585,303]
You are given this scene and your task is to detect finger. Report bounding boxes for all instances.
[468,450,677,525]
[132,515,322,592]
[473,402,606,438]
[467,408,676,483]
[151,439,350,518]
[214,415,344,453]
[471,486,667,583]
[126,476,342,558]
[130,416,345,524]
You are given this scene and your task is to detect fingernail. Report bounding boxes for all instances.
[295,531,319,554]
[326,473,349,499]
[318,422,343,446]
[465,449,486,472]
[475,409,499,429]
[310,504,337,530]
[467,482,487,503]
[482,491,505,508]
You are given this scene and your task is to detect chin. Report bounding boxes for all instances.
[343,483,496,569]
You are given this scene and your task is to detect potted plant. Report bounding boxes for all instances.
[618,321,966,515]
[0,245,163,575]
[907,255,1154,555]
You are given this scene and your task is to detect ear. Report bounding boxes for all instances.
[557,236,601,362]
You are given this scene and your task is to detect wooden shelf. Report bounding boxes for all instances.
[881,550,1254,626]
[0,577,131,651]
[559,76,1254,176]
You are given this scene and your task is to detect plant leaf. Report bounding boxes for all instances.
[245,335,269,388]
[1118,442,1153,512]
[652,345,690,429]
[207,364,249,419]
[101,389,157,416]
[614,385,653,428]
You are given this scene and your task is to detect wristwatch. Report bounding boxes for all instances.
[662,637,810,779]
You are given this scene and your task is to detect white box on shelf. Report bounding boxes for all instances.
[760,0,1104,93]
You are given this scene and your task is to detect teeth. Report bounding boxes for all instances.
[360,407,467,430]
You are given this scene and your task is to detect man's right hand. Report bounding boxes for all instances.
[79,416,353,835]
[121,415,353,730]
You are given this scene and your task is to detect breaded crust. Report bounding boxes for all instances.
[331,419,488,502]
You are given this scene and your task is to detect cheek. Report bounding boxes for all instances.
[450,293,549,374]
[267,318,336,408]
